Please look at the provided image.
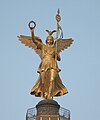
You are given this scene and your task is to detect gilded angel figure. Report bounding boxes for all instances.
[18,20,73,99]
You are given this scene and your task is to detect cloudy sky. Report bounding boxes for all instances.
[0,0,100,120]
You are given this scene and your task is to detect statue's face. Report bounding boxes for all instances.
[46,37,54,45]
[46,36,54,45]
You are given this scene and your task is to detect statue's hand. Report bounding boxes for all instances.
[28,21,36,30]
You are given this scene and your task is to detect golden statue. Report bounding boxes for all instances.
[18,9,73,99]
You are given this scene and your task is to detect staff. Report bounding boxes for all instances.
[55,9,62,63]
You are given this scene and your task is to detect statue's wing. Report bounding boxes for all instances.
[54,38,73,53]
[18,35,43,58]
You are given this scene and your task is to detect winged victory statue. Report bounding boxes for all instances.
[18,9,73,99]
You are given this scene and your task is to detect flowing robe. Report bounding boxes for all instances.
[30,44,68,98]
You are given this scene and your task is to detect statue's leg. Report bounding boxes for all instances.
[40,71,45,98]
[48,69,57,99]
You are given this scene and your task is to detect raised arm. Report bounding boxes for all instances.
[28,21,37,44]
[28,21,42,49]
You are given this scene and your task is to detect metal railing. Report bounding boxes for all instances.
[26,107,70,120]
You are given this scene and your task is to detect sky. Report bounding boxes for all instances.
[0,0,100,120]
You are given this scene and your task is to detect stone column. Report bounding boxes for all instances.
[36,99,60,120]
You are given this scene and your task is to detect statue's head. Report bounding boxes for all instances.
[46,30,56,45]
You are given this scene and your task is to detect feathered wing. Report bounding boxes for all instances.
[17,35,43,58]
[54,38,73,53]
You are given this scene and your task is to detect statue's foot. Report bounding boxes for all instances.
[44,93,48,99]
[41,92,44,98]
[48,93,53,99]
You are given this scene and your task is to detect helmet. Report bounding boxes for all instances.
[46,30,56,45]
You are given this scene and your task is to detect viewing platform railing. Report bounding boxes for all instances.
[26,107,70,120]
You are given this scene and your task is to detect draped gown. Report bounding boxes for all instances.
[30,43,68,98]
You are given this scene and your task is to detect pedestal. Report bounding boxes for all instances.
[36,99,60,115]
[26,99,70,120]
